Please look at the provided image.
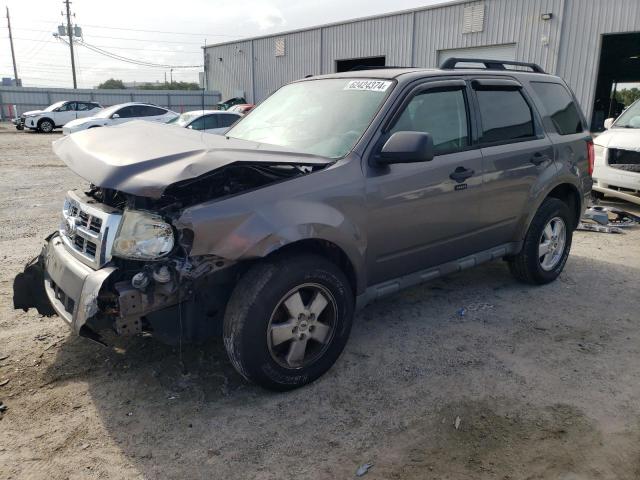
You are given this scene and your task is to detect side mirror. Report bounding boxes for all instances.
[377,131,434,165]
[187,125,193,129]
[111,113,120,119]
[603,118,614,130]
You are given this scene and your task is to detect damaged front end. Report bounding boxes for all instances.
[14,149,325,345]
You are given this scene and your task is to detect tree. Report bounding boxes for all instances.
[139,81,201,91]
[98,78,125,89]
[615,88,640,107]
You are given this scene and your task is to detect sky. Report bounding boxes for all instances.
[1,0,449,89]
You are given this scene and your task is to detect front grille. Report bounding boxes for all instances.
[609,148,640,172]
[60,191,122,269]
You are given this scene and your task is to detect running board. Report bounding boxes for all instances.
[356,242,520,310]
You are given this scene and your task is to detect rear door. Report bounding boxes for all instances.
[470,78,555,246]
[365,79,486,285]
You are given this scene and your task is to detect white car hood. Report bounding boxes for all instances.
[594,128,640,152]
[65,116,104,128]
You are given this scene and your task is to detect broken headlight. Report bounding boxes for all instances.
[112,209,174,260]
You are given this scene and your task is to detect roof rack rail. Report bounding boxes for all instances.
[348,65,409,71]
[439,58,546,74]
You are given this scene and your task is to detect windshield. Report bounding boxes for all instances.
[169,112,201,127]
[614,99,640,128]
[226,78,394,158]
[45,101,66,112]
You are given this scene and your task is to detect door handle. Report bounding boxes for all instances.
[530,152,551,166]
[449,166,475,183]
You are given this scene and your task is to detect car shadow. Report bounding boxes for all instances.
[40,252,640,479]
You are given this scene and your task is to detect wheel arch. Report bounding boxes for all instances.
[265,238,358,298]
[37,117,55,129]
[519,181,583,241]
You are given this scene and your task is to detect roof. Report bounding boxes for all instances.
[203,0,475,49]
[182,109,241,116]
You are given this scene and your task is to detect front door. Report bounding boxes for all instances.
[365,80,486,285]
[55,102,77,126]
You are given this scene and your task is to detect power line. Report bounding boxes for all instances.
[71,38,203,69]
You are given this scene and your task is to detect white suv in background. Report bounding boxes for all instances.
[62,102,179,135]
[17,101,103,133]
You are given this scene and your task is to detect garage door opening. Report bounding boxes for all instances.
[591,32,640,131]
[335,56,386,72]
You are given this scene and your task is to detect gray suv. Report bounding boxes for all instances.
[14,59,593,390]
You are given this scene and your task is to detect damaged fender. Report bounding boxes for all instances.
[175,181,367,293]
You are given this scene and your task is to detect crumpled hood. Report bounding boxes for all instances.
[52,120,332,199]
[594,128,640,152]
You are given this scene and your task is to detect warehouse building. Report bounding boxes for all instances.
[204,0,640,130]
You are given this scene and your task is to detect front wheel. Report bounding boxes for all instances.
[508,198,573,285]
[223,254,354,391]
[38,119,54,133]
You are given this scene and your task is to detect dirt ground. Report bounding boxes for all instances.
[1,125,640,480]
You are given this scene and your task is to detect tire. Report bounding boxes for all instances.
[508,198,573,285]
[38,118,54,133]
[223,254,354,391]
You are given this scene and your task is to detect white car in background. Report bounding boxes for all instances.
[62,102,178,135]
[593,99,640,205]
[15,101,103,133]
[167,110,242,134]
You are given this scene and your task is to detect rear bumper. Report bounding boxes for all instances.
[43,234,116,334]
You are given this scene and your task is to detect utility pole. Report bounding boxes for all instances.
[170,68,173,84]
[64,0,77,89]
[6,7,20,86]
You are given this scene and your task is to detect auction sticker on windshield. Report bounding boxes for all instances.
[344,80,392,92]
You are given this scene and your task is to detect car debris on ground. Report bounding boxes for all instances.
[577,205,640,233]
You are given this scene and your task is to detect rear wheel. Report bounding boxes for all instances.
[223,254,354,391]
[38,119,54,133]
[508,198,573,285]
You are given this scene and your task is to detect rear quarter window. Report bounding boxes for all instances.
[530,82,583,135]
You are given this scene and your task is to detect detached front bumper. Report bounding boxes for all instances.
[42,234,116,334]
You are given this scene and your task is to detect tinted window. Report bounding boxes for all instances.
[203,115,219,129]
[530,82,583,135]
[218,113,239,128]
[57,102,75,112]
[115,106,136,118]
[140,106,167,117]
[188,117,206,130]
[76,102,90,111]
[476,89,535,143]
[391,88,469,154]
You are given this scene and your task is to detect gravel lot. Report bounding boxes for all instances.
[1,126,640,480]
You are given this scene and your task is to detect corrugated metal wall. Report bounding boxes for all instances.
[556,0,640,119]
[0,86,221,118]
[320,13,414,71]
[205,0,640,117]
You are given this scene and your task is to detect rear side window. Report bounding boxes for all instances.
[203,115,218,129]
[218,113,239,128]
[136,106,167,117]
[391,88,469,155]
[530,82,583,135]
[476,89,535,143]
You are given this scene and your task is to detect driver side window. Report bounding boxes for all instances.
[391,88,470,155]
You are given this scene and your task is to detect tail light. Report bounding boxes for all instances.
[587,140,595,176]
